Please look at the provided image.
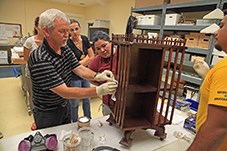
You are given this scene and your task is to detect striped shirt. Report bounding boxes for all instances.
[28,38,80,111]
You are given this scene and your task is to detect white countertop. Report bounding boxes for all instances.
[0,109,195,151]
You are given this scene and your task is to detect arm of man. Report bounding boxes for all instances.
[50,83,97,99]
[51,81,117,99]
[73,65,96,81]
[187,105,227,151]
[73,65,114,82]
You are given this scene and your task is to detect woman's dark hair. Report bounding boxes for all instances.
[92,31,110,46]
[69,19,80,27]
[33,16,39,35]
[224,9,227,15]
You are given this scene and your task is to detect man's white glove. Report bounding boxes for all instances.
[96,81,118,96]
[94,70,114,82]
[193,59,210,79]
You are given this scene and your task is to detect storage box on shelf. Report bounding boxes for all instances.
[136,15,161,26]
[185,33,210,49]
[185,34,199,47]
[0,50,9,64]
[197,34,210,49]
[165,13,181,25]
[0,45,12,64]
[145,15,161,25]
[136,16,145,25]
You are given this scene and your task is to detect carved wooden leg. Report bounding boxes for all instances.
[119,130,135,147]
[154,126,167,140]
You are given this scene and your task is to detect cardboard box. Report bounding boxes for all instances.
[135,0,164,7]
[0,58,8,64]
[136,16,146,25]
[144,15,161,25]
[190,32,201,36]
[0,50,8,58]
[198,35,210,49]
[185,34,199,47]
[137,15,161,25]
[165,13,181,25]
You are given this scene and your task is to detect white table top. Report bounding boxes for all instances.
[0,109,195,151]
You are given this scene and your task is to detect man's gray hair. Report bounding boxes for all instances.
[39,8,69,30]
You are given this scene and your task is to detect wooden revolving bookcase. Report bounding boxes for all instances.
[108,34,186,147]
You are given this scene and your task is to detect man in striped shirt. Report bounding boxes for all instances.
[28,9,117,129]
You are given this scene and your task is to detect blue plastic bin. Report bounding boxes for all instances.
[185,98,199,112]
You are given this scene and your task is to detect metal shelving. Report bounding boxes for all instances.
[132,0,227,14]
[134,25,161,30]
[132,0,226,86]
[186,47,209,55]
[135,25,207,31]
[163,69,202,85]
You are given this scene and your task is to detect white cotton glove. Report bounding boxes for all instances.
[193,59,210,79]
[96,81,118,96]
[94,70,114,82]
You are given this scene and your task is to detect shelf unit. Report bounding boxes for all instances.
[109,35,186,147]
[132,0,227,91]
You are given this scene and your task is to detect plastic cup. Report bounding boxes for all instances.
[79,128,94,151]
[63,133,81,151]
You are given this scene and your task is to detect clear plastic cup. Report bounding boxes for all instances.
[78,127,94,151]
[63,133,81,151]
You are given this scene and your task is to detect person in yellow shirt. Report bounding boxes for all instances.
[187,9,227,151]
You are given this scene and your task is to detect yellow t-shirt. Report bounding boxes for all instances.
[197,57,227,151]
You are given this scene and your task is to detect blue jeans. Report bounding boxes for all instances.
[70,79,91,122]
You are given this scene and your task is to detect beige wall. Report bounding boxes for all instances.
[0,0,85,36]
[0,0,135,38]
[85,0,135,35]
